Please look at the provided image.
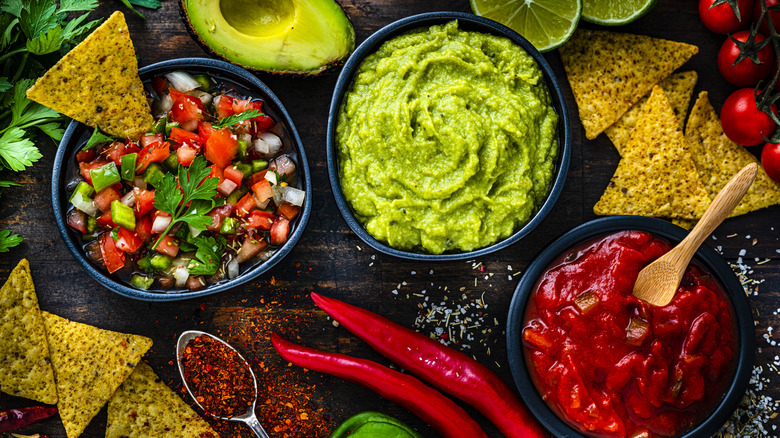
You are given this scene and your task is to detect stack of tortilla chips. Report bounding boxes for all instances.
[0,260,219,438]
[561,29,780,225]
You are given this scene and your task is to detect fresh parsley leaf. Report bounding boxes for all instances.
[83,126,119,150]
[0,229,23,252]
[36,122,64,141]
[212,109,262,129]
[116,0,146,19]
[26,23,62,55]
[60,13,101,45]
[152,156,221,249]
[0,127,42,172]
[0,77,10,93]
[9,80,63,132]
[58,0,100,14]
[19,0,57,39]
[0,0,23,17]
[0,180,21,188]
[187,235,225,276]
[128,0,162,9]
[110,227,120,241]
[0,15,19,50]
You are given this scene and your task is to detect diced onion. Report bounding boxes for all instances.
[264,170,277,185]
[253,194,270,210]
[173,266,190,288]
[218,178,238,196]
[70,192,99,217]
[152,214,172,233]
[282,186,305,207]
[271,155,296,176]
[272,185,284,204]
[120,190,136,207]
[253,137,269,154]
[241,133,252,144]
[190,90,213,106]
[164,71,201,92]
[258,132,282,154]
[158,93,173,113]
[226,258,239,280]
[188,224,203,238]
[134,176,147,190]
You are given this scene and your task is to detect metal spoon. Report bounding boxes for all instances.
[633,162,758,306]
[176,330,270,438]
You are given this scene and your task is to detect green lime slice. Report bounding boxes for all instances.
[470,0,582,53]
[581,0,658,25]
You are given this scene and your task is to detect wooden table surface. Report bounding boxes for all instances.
[2,0,780,437]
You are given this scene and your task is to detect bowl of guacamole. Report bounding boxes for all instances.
[327,12,570,260]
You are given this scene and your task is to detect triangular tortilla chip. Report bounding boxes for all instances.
[594,86,711,219]
[0,260,57,404]
[560,29,698,140]
[42,311,152,438]
[606,71,698,155]
[685,91,780,216]
[106,362,219,438]
[26,11,152,140]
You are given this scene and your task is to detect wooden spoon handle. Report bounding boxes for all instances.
[671,162,758,266]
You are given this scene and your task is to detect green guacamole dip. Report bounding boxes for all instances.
[336,21,558,253]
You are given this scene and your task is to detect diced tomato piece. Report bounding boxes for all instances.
[76,148,97,163]
[177,144,198,167]
[217,95,235,119]
[169,88,205,127]
[135,214,153,241]
[94,186,122,213]
[169,127,202,147]
[253,114,275,132]
[114,227,143,253]
[246,210,276,230]
[276,202,300,220]
[136,141,171,174]
[251,179,274,202]
[269,216,290,246]
[224,166,244,185]
[67,209,88,233]
[155,234,180,258]
[204,127,239,169]
[235,235,268,263]
[152,76,168,97]
[198,121,217,142]
[232,98,254,114]
[234,193,256,217]
[248,170,268,187]
[205,204,234,232]
[96,211,116,228]
[207,165,225,187]
[79,159,110,185]
[102,141,140,166]
[140,133,164,148]
[100,232,126,273]
[134,188,155,217]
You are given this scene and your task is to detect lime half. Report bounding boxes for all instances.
[470,0,582,52]
[581,0,658,25]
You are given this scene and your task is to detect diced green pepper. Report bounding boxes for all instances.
[120,153,137,181]
[226,186,248,205]
[90,162,121,192]
[220,217,237,234]
[234,162,252,178]
[110,200,136,230]
[137,254,153,271]
[73,181,95,198]
[152,118,166,134]
[252,160,268,174]
[130,274,154,290]
[164,153,179,172]
[238,139,248,159]
[81,233,97,242]
[193,74,212,91]
[143,163,166,188]
[150,253,172,270]
[86,216,98,233]
[165,121,180,136]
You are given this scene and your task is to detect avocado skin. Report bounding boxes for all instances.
[179,0,355,76]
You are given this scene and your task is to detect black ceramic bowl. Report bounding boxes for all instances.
[326,12,571,261]
[506,216,755,437]
[52,58,312,301]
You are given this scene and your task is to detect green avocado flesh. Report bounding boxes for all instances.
[181,0,355,75]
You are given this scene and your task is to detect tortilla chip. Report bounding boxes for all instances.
[26,11,152,140]
[106,362,219,438]
[685,91,780,216]
[0,260,57,404]
[42,311,152,438]
[594,86,711,219]
[670,218,697,230]
[560,29,698,140]
[606,71,698,155]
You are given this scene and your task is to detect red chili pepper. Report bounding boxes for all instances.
[0,406,58,433]
[270,333,487,438]
[310,292,547,438]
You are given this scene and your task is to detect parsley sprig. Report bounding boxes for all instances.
[212,109,262,129]
[152,156,222,250]
[188,235,226,276]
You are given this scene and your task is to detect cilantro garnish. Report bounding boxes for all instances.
[212,109,262,129]
[82,126,119,150]
[151,156,222,250]
[187,235,226,276]
[0,229,23,252]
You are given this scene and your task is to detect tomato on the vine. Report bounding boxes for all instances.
[721,88,777,146]
[761,142,780,183]
[718,31,774,87]
[754,0,780,35]
[699,0,754,34]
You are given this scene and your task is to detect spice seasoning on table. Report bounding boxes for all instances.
[180,334,255,418]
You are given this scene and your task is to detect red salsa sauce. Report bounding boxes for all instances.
[523,230,738,438]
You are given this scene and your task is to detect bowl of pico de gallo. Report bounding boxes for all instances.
[52,58,312,301]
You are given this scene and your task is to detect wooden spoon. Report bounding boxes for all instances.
[633,162,758,306]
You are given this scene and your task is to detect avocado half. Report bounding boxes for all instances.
[180,0,355,76]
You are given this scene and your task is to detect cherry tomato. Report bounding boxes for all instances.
[721,88,777,146]
[699,0,753,33]
[761,142,780,183]
[718,31,774,87]
[753,0,780,35]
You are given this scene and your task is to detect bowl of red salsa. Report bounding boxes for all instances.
[52,58,312,301]
[506,216,754,438]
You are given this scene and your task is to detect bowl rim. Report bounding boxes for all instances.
[506,216,756,437]
[51,57,313,302]
[325,11,571,261]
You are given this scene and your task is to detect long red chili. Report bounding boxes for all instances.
[271,333,487,438]
[0,406,58,433]
[310,292,547,438]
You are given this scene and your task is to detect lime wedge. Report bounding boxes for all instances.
[469,0,582,52]
[581,0,658,25]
